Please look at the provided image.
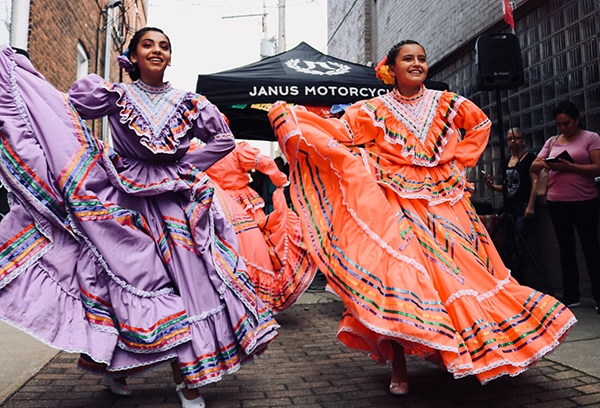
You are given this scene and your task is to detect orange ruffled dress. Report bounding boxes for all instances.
[268,86,576,384]
[207,141,286,220]
[204,142,317,312]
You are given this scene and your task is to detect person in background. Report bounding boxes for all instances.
[206,141,287,219]
[274,156,292,206]
[0,27,278,408]
[530,101,600,314]
[204,141,317,313]
[485,127,537,283]
[268,39,576,395]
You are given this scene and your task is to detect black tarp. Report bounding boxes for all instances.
[195,42,391,141]
[196,42,446,141]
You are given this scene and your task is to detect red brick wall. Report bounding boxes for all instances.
[28,0,147,92]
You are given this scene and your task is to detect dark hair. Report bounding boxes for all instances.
[126,27,171,81]
[507,127,524,140]
[12,47,31,60]
[552,101,580,122]
[386,40,425,66]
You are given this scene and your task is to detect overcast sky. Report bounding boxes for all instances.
[147,0,328,91]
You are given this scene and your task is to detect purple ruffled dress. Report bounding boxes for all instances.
[0,45,278,388]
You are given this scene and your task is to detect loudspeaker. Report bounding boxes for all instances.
[475,33,524,91]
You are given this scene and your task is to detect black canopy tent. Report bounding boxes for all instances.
[196,42,446,141]
[195,42,391,141]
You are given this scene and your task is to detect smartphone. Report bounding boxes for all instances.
[546,150,574,163]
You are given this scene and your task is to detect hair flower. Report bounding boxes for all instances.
[375,56,395,85]
[116,48,136,73]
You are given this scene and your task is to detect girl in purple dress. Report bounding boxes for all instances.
[0,28,278,408]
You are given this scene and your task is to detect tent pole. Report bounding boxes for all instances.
[278,0,286,53]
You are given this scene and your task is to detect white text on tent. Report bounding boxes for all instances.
[248,86,388,98]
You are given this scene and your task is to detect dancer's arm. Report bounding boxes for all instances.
[184,102,235,171]
[236,142,288,187]
[453,98,492,167]
[67,74,116,119]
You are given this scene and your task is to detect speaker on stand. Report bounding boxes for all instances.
[475,33,554,295]
[475,33,524,91]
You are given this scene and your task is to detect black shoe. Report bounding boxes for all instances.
[596,305,599,315]
[559,297,581,308]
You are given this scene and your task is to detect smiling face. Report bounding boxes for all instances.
[130,30,171,84]
[388,43,428,96]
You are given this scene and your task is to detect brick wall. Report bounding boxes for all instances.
[28,0,147,92]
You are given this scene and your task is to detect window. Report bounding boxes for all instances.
[76,42,89,80]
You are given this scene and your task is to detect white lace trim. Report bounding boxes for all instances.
[89,322,119,336]
[104,353,178,376]
[8,51,37,142]
[0,314,111,366]
[359,148,372,174]
[444,274,513,307]
[351,311,460,354]
[187,303,227,323]
[208,204,260,336]
[242,256,276,277]
[445,290,479,306]
[5,57,71,231]
[337,309,578,385]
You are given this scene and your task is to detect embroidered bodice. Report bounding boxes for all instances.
[68,74,233,162]
[335,86,492,205]
[67,74,235,197]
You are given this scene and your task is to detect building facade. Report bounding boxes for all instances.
[327,0,600,297]
[4,0,147,92]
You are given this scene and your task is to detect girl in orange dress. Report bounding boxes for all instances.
[203,141,317,312]
[206,141,287,220]
[268,40,576,394]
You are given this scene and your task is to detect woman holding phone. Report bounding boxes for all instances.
[530,101,600,313]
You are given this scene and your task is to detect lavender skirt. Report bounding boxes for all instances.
[0,45,278,388]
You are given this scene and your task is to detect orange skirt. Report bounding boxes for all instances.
[270,104,576,384]
[213,185,317,313]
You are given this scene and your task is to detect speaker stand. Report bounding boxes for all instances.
[491,88,555,297]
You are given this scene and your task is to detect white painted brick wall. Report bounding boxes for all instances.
[328,0,528,65]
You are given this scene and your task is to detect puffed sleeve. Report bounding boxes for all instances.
[452,97,491,167]
[67,74,116,120]
[183,101,235,171]
[236,142,288,186]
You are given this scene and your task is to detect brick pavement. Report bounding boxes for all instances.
[3,298,600,408]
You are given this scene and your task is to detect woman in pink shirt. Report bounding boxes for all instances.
[530,101,600,314]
